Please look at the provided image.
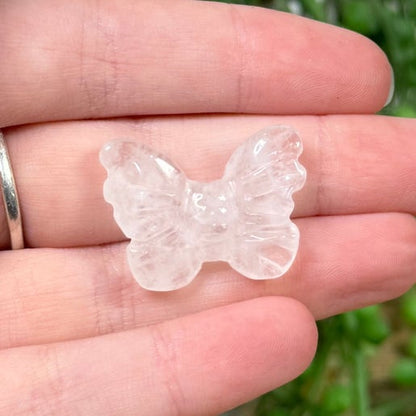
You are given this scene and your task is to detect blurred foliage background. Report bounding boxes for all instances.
[217,0,416,415]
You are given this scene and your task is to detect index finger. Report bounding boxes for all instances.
[0,0,392,127]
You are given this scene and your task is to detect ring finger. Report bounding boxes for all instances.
[0,212,415,349]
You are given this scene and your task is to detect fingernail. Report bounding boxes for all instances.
[384,64,395,107]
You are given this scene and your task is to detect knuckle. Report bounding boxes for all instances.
[149,323,186,416]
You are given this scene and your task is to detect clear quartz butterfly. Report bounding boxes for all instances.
[100,125,306,291]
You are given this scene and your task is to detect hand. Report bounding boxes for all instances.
[0,1,415,415]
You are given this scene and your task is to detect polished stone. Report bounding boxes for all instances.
[100,126,306,291]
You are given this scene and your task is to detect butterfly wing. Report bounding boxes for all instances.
[100,140,202,291]
[224,126,306,279]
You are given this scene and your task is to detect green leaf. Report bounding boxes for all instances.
[340,0,379,35]
[400,290,416,327]
[391,358,416,387]
[321,384,352,414]
[356,305,390,344]
[407,334,416,358]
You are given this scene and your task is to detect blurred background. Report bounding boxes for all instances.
[217,0,416,415]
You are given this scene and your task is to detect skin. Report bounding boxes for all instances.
[0,0,415,415]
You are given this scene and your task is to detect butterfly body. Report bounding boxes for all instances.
[184,179,237,261]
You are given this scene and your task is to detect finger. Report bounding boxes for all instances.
[1,213,414,349]
[0,0,392,127]
[0,297,317,416]
[2,114,416,248]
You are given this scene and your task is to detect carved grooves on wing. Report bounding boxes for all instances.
[230,128,305,250]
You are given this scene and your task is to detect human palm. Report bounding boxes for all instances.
[0,1,415,415]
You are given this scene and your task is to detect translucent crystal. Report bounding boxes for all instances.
[100,125,306,291]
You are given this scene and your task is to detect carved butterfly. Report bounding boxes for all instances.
[100,125,306,291]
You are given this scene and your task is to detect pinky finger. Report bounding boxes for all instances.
[1,297,316,416]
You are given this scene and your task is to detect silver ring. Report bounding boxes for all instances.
[0,130,24,249]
